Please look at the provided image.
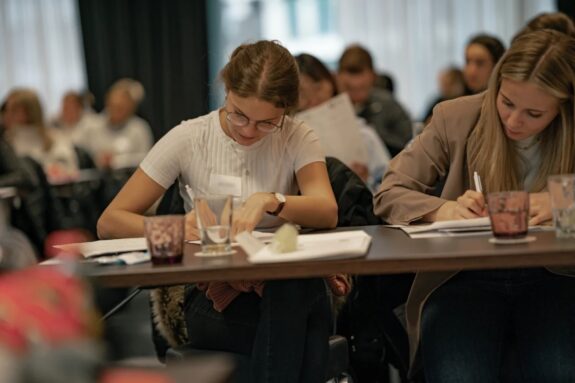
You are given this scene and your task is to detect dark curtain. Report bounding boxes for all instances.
[557,0,575,22]
[77,0,209,140]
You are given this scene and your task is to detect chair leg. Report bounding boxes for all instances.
[101,287,142,321]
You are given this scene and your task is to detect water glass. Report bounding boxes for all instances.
[194,195,233,256]
[548,174,575,238]
[144,215,185,265]
[487,191,529,239]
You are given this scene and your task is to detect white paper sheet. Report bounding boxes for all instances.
[296,93,368,166]
[40,251,151,265]
[388,217,554,239]
[238,230,372,264]
[53,231,275,259]
[388,217,491,235]
[53,237,148,258]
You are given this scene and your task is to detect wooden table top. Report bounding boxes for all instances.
[86,226,575,288]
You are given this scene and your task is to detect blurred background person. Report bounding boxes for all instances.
[0,101,36,190]
[3,88,79,184]
[337,44,412,157]
[296,53,390,190]
[463,33,506,94]
[375,72,395,95]
[82,78,153,170]
[422,66,466,123]
[51,90,100,151]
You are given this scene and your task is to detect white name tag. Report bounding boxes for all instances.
[209,174,242,197]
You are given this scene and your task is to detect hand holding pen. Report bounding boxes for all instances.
[425,172,487,221]
[461,171,487,217]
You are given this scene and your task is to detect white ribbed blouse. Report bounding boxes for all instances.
[140,110,325,227]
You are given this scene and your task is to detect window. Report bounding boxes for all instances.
[208,0,555,119]
[0,0,86,117]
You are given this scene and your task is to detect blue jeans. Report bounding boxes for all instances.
[421,268,575,383]
[184,278,331,383]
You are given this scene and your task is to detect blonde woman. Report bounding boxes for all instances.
[3,88,79,183]
[80,79,153,169]
[375,30,575,381]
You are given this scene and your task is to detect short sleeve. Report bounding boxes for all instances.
[286,120,326,172]
[139,124,189,189]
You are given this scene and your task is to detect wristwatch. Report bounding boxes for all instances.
[268,192,286,216]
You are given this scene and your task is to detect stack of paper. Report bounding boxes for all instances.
[391,217,553,239]
[237,230,372,264]
[296,93,368,166]
[53,237,148,258]
[397,217,491,238]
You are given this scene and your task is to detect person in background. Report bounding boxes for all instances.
[295,53,391,190]
[375,72,395,95]
[98,40,344,382]
[0,101,38,266]
[512,11,575,42]
[337,45,412,157]
[375,30,575,382]
[2,88,79,184]
[297,52,414,380]
[463,33,506,94]
[52,90,101,150]
[422,66,467,124]
[0,101,36,190]
[83,79,153,169]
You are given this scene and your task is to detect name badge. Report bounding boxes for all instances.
[209,174,242,197]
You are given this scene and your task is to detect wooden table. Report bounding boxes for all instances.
[87,226,575,288]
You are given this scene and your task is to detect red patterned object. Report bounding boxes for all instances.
[100,369,173,383]
[0,267,99,354]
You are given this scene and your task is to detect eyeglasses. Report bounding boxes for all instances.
[224,110,284,133]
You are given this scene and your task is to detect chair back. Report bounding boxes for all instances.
[10,157,65,257]
[156,182,184,215]
[326,156,382,227]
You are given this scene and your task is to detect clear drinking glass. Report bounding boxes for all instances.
[194,195,233,256]
[548,174,575,238]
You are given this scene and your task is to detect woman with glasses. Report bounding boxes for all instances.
[98,40,341,382]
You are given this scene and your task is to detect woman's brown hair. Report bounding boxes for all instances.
[295,53,338,98]
[468,29,575,193]
[220,40,299,114]
[6,88,52,151]
[512,12,575,43]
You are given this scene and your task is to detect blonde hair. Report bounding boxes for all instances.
[220,40,299,114]
[7,88,52,150]
[107,78,145,105]
[468,30,575,193]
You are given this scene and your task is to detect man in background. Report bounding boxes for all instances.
[337,45,412,157]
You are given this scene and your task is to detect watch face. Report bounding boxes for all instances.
[275,193,286,203]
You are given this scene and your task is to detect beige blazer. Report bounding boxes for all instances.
[373,93,574,372]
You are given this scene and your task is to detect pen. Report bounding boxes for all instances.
[473,171,483,193]
[185,184,195,208]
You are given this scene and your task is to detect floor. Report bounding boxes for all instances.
[97,287,158,363]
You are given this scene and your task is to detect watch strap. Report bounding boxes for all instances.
[268,193,285,216]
